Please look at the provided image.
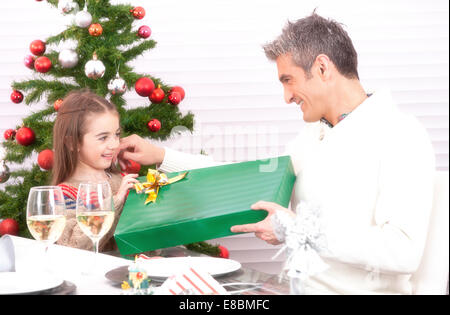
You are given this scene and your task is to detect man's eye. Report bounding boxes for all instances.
[99,136,107,141]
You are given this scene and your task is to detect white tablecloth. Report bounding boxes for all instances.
[10,236,129,295]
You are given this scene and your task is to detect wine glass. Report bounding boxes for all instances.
[75,181,114,264]
[26,186,67,269]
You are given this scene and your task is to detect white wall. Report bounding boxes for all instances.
[0,0,448,275]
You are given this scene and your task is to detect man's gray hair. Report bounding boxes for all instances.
[263,12,359,80]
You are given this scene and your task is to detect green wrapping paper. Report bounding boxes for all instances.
[114,156,296,256]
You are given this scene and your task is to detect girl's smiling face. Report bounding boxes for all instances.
[78,111,121,171]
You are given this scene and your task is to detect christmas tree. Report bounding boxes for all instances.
[0,0,220,257]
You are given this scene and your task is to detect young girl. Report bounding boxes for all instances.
[52,89,139,252]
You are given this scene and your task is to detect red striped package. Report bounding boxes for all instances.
[158,267,228,295]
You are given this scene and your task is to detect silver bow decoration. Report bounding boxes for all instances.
[272,201,329,293]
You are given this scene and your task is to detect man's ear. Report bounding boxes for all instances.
[314,54,332,80]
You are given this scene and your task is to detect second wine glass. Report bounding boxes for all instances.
[75,181,114,257]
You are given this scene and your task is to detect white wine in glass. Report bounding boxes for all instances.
[76,211,114,240]
[27,215,66,243]
[76,181,114,257]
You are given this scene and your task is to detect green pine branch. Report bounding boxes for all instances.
[122,40,157,60]
[12,80,79,105]
[121,105,194,141]
[184,242,221,257]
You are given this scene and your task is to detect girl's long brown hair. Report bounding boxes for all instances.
[51,89,120,185]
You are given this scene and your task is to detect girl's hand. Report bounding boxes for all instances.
[115,173,139,205]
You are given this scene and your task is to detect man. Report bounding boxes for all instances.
[116,13,435,294]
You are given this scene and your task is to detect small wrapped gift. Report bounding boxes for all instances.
[114,156,296,256]
[156,266,228,295]
[121,255,153,295]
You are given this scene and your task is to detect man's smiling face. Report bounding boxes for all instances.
[276,53,327,123]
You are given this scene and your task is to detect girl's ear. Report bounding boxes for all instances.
[65,137,72,151]
[65,136,77,152]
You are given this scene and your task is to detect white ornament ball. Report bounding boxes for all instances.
[58,49,79,68]
[58,0,79,15]
[75,10,92,28]
[108,75,127,95]
[84,57,105,80]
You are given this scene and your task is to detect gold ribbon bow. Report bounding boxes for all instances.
[134,169,187,205]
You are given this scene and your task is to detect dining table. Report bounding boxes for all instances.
[3,235,290,295]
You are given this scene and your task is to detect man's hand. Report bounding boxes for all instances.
[114,134,165,169]
[230,201,296,245]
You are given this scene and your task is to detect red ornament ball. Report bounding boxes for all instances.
[169,86,185,101]
[168,91,181,105]
[131,6,145,19]
[30,40,46,56]
[10,90,24,104]
[3,129,16,141]
[123,159,141,174]
[34,56,52,73]
[0,218,20,236]
[147,119,161,132]
[135,77,155,97]
[89,23,103,36]
[137,25,151,39]
[218,245,229,259]
[54,99,63,111]
[149,86,165,103]
[24,55,36,69]
[15,127,35,146]
[37,149,54,170]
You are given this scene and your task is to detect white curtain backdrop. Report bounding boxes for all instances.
[0,0,448,274]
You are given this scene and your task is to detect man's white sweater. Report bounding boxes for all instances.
[159,89,436,294]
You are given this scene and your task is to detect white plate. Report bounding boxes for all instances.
[140,257,241,280]
[0,272,63,295]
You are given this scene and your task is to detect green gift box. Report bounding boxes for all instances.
[114,155,296,256]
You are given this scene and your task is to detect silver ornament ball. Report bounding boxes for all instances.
[58,0,79,15]
[58,49,79,68]
[84,56,105,80]
[0,160,10,184]
[108,75,127,95]
[75,10,92,28]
